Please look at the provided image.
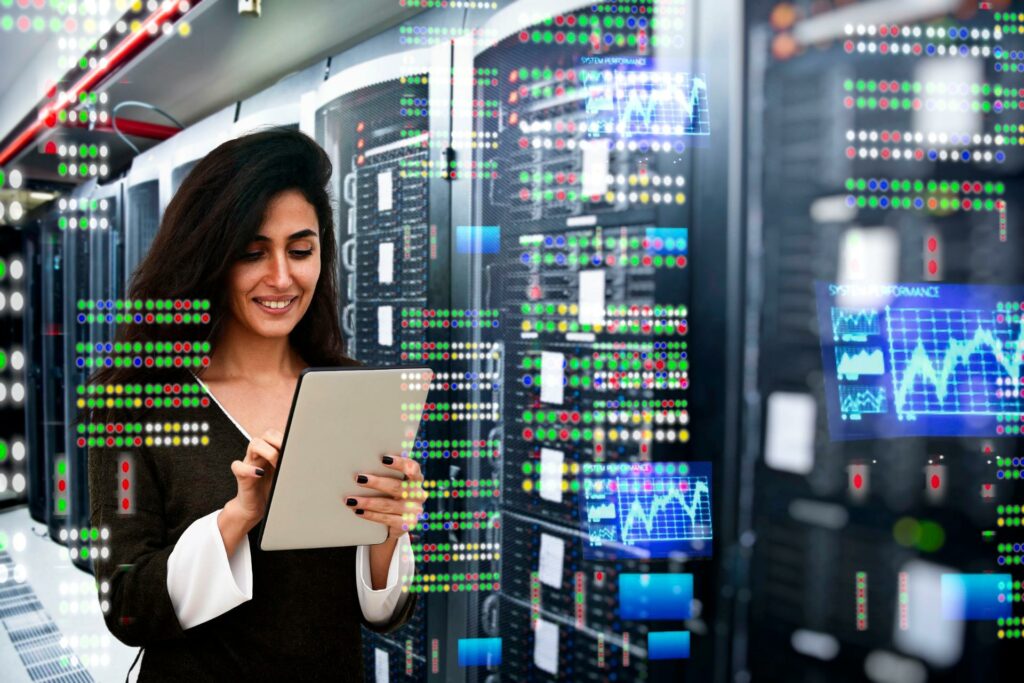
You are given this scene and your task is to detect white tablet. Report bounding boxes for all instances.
[258,366,433,551]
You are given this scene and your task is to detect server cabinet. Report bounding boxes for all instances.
[124,179,160,289]
[23,219,46,523]
[316,45,454,680]
[741,1,1022,681]
[458,0,737,680]
[0,227,28,509]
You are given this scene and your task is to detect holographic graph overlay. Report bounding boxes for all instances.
[816,282,1024,439]
[581,69,710,142]
[76,298,211,324]
[581,461,712,559]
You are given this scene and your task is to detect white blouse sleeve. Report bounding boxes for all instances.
[166,508,253,629]
[356,533,415,625]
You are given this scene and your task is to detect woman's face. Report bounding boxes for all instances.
[226,189,321,340]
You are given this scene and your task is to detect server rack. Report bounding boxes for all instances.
[454,0,743,680]
[23,216,46,523]
[62,179,124,572]
[316,44,454,680]
[740,2,1022,680]
[40,199,69,543]
[0,225,28,509]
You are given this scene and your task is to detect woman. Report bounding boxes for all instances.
[87,128,424,681]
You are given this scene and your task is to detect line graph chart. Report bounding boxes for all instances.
[581,461,713,559]
[816,282,1024,439]
[886,307,1024,418]
[582,70,711,139]
[618,476,712,543]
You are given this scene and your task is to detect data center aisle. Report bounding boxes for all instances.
[0,506,138,683]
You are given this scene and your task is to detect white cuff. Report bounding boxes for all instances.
[356,534,415,625]
[166,508,253,630]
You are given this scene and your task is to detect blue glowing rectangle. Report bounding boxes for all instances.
[581,461,712,560]
[941,574,1012,620]
[645,228,688,255]
[457,638,502,666]
[648,631,691,660]
[619,573,693,620]
[456,225,500,254]
[815,282,1024,440]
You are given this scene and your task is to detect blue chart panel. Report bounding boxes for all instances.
[940,574,1013,620]
[458,638,502,666]
[816,282,1024,439]
[580,64,710,144]
[619,573,693,620]
[581,461,712,559]
[648,631,691,660]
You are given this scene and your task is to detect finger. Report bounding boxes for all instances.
[345,496,418,516]
[381,454,423,482]
[354,473,402,497]
[352,507,415,534]
[231,459,266,480]
[261,429,284,451]
[246,438,280,469]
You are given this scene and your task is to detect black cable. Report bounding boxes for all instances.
[124,651,143,679]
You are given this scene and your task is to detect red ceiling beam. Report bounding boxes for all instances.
[65,116,181,141]
[0,0,202,167]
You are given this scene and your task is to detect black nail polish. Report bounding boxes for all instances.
[356,475,368,484]
[355,509,364,515]
[255,468,265,477]
[346,497,357,506]
[382,455,394,465]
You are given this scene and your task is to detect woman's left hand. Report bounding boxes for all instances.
[345,454,426,539]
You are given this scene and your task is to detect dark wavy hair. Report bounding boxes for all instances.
[90,127,355,395]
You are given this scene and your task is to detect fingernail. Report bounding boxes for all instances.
[346,497,357,506]
[355,509,364,515]
[382,455,394,465]
[356,475,368,484]
[255,468,265,477]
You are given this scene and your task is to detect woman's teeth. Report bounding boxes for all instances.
[256,298,294,309]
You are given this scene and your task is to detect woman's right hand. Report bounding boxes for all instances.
[229,429,283,530]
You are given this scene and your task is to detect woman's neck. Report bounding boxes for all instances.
[204,318,304,385]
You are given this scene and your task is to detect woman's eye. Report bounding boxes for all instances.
[239,251,263,261]
[290,249,314,258]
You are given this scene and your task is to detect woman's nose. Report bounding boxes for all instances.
[265,252,293,288]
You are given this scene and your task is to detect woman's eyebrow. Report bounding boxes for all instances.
[252,229,318,242]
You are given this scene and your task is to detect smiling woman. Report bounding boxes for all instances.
[85,128,423,681]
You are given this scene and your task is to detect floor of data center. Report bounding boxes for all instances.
[0,506,138,683]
